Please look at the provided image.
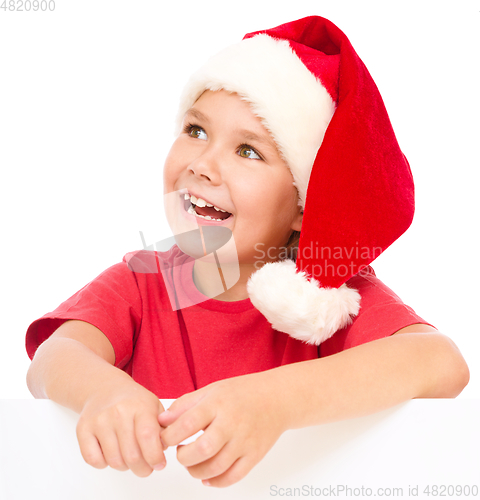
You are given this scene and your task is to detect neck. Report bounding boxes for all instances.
[193,259,259,302]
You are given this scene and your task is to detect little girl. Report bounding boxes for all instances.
[25,16,469,488]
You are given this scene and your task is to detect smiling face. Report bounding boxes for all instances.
[163,90,303,267]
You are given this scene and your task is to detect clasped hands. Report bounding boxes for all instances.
[76,370,289,488]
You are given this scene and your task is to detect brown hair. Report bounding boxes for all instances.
[283,230,301,261]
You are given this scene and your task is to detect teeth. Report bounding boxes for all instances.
[187,204,226,222]
[184,192,229,213]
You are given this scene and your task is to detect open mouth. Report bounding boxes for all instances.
[183,192,233,222]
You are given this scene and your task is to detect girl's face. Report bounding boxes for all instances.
[163,90,303,265]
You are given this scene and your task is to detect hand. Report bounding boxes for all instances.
[158,371,289,487]
[76,380,166,477]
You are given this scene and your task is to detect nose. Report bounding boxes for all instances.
[188,148,223,184]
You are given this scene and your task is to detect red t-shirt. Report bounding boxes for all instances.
[25,247,431,398]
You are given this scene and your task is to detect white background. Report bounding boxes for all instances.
[0,0,479,399]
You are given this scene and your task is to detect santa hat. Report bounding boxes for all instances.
[174,16,415,345]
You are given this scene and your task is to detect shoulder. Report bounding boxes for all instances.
[320,266,433,356]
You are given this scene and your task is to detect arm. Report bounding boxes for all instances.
[271,325,469,429]
[159,325,469,487]
[26,320,166,477]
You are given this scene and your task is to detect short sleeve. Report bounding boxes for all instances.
[25,261,143,368]
[320,266,434,357]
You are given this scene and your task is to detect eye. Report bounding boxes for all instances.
[185,124,207,141]
[237,145,262,160]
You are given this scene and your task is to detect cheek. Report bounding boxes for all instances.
[257,177,298,216]
[237,176,298,228]
[163,143,185,189]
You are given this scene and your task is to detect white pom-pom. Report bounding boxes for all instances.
[247,260,361,345]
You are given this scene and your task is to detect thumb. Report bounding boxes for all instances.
[158,390,205,426]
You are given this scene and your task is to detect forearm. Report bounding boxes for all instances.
[270,332,469,430]
[27,337,135,414]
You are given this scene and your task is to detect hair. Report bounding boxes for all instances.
[283,229,301,261]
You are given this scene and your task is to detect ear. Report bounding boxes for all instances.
[291,209,303,232]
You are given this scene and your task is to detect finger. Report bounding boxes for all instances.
[135,412,166,471]
[158,391,205,427]
[176,420,225,467]
[160,404,212,447]
[116,423,154,478]
[184,439,240,482]
[76,426,108,470]
[201,455,254,488]
[95,428,129,471]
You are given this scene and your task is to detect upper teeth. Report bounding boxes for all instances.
[184,193,227,212]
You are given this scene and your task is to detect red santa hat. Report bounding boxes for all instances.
[174,16,415,345]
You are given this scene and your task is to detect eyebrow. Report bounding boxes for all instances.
[184,108,210,123]
[234,129,277,150]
